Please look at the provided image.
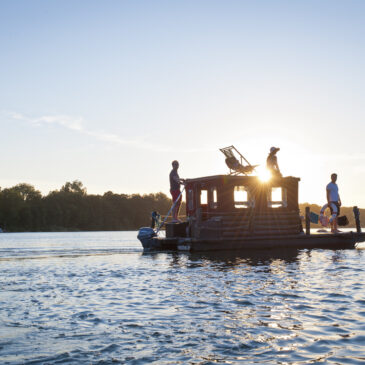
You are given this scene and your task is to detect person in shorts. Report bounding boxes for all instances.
[169,160,185,222]
[326,173,341,233]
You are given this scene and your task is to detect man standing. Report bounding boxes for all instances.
[326,173,341,233]
[169,160,184,223]
[266,147,282,177]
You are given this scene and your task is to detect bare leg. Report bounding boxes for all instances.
[334,219,338,231]
[172,196,181,222]
[172,204,177,221]
[331,216,340,233]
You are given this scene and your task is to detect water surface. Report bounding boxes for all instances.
[1,232,365,364]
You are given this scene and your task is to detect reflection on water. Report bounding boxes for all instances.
[0,232,365,364]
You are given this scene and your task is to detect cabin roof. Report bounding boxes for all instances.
[185,174,300,184]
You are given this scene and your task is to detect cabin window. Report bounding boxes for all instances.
[187,189,194,211]
[209,187,218,209]
[268,187,287,208]
[234,186,249,208]
[200,189,208,205]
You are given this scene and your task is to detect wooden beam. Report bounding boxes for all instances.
[305,206,310,235]
[353,206,362,233]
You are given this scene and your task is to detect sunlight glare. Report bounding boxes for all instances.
[257,167,271,182]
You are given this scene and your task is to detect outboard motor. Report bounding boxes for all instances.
[137,227,156,249]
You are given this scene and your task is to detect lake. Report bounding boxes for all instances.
[1,231,365,364]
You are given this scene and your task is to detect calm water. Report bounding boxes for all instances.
[1,231,365,364]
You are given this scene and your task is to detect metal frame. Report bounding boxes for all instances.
[219,145,255,175]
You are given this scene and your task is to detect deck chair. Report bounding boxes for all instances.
[220,145,258,175]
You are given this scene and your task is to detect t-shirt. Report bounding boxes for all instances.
[326,182,339,202]
[169,169,180,191]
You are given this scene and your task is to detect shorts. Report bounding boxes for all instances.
[170,189,182,204]
[329,201,340,216]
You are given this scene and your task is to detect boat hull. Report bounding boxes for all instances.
[141,232,365,252]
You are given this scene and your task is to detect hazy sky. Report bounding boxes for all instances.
[1,0,365,207]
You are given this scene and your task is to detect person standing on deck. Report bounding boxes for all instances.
[266,147,282,177]
[170,160,185,223]
[326,173,341,233]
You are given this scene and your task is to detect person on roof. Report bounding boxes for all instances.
[266,147,282,177]
[169,160,185,223]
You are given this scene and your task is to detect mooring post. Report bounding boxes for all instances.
[353,206,361,233]
[305,206,310,235]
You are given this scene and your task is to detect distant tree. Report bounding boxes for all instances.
[61,180,87,195]
[0,187,29,230]
[12,183,42,201]
[0,180,194,232]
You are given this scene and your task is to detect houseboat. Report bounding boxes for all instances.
[138,145,365,251]
[138,172,365,251]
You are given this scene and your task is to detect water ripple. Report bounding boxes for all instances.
[0,232,365,364]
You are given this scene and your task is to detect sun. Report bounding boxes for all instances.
[257,166,271,182]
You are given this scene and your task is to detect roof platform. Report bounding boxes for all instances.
[185,174,300,184]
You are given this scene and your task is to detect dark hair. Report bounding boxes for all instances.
[172,160,179,167]
[331,173,337,178]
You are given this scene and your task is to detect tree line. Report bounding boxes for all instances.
[0,181,179,232]
[0,181,362,232]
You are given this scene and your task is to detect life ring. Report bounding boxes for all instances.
[319,203,337,226]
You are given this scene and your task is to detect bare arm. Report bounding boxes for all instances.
[173,175,185,185]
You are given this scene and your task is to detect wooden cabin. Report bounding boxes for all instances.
[166,175,302,239]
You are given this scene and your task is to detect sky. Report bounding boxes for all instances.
[1,0,365,207]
